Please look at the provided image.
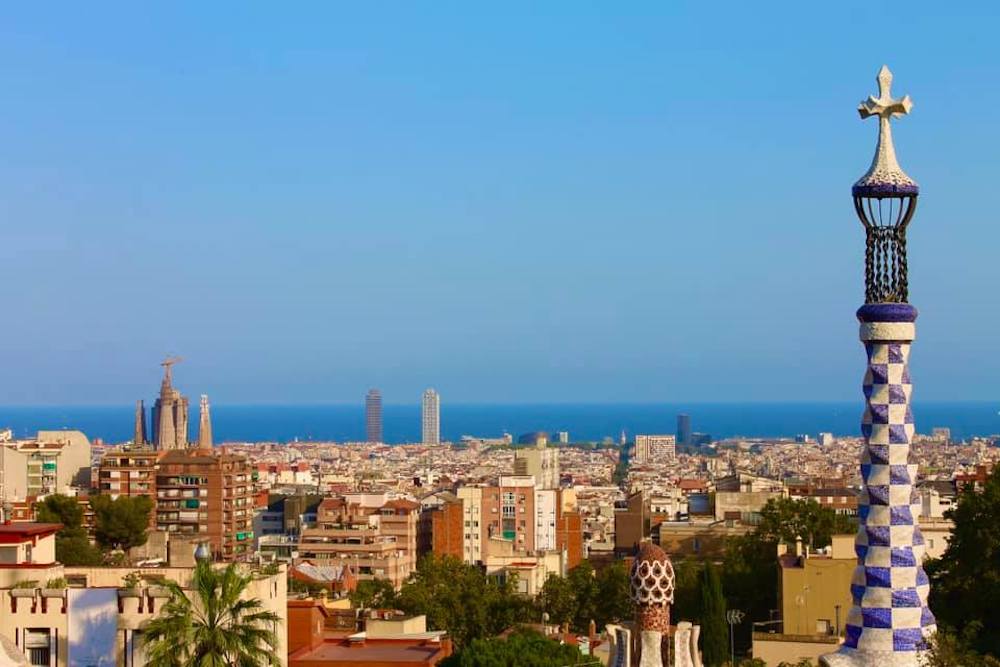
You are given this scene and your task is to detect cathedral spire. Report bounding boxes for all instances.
[198,394,213,450]
[134,400,147,446]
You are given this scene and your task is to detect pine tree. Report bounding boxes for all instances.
[700,562,728,667]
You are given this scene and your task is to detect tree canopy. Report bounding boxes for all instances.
[439,629,587,667]
[92,494,153,551]
[35,494,103,566]
[395,555,532,648]
[927,467,1000,657]
[756,497,856,549]
[537,561,633,633]
[349,578,397,611]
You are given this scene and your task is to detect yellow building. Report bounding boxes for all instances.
[753,534,854,665]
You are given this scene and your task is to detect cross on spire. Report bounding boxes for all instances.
[853,65,918,196]
[859,65,912,121]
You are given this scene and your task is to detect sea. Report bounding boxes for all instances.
[0,402,998,445]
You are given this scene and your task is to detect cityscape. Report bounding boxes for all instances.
[2,5,999,667]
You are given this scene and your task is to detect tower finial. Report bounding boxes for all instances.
[854,65,917,197]
[198,394,213,450]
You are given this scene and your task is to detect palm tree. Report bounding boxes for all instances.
[143,560,281,667]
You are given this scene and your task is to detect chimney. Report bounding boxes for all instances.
[795,535,804,559]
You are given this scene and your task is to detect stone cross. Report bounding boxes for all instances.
[858,65,912,121]
[853,65,917,193]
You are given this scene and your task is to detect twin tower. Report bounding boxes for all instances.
[133,357,213,450]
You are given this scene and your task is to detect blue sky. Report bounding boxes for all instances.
[1,2,998,405]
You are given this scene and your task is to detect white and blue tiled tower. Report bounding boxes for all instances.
[821,66,935,667]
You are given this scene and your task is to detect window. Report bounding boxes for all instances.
[24,629,50,667]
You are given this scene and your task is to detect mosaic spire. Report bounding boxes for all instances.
[822,67,935,667]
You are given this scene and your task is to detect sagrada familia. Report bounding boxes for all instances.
[133,357,214,451]
[606,66,936,667]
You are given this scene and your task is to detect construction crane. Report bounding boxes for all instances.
[161,356,183,383]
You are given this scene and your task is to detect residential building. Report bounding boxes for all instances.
[0,530,287,667]
[417,491,463,560]
[0,431,91,501]
[365,389,383,443]
[96,446,160,501]
[421,389,440,445]
[633,434,676,463]
[513,442,559,489]
[296,493,418,589]
[155,448,255,562]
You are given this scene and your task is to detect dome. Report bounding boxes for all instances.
[629,542,675,607]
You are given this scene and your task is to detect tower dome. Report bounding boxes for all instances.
[630,542,675,633]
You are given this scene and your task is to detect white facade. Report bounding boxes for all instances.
[633,434,676,463]
[421,389,440,445]
[457,486,483,564]
[535,489,557,551]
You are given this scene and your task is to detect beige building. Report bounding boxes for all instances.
[0,522,288,667]
[1,431,91,501]
[513,443,559,489]
[296,493,418,589]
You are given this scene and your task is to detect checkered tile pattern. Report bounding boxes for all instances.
[843,339,936,656]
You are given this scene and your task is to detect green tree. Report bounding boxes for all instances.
[92,494,153,551]
[757,497,855,550]
[143,560,281,667]
[439,629,587,667]
[35,494,103,566]
[672,559,704,623]
[349,578,397,610]
[722,533,778,654]
[922,623,1000,667]
[699,562,727,667]
[537,573,576,629]
[395,555,531,648]
[566,561,599,631]
[36,494,84,528]
[595,561,633,627]
[927,467,1000,657]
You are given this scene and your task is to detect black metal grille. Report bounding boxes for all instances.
[853,194,917,303]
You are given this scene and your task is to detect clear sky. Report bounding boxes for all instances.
[1,2,998,405]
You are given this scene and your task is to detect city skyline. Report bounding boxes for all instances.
[2,4,999,406]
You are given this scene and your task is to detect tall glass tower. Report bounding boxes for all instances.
[422,388,440,445]
[365,389,383,443]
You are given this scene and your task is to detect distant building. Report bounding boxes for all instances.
[365,389,383,443]
[417,490,463,560]
[930,427,952,444]
[152,358,190,450]
[677,414,692,446]
[0,430,91,501]
[633,434,676,463]
[818,432,836,446]
[421,389,440,445]
[513,442,559,489]
[97,446,159,502]
[517,432,548,446]
[556,431,569,444]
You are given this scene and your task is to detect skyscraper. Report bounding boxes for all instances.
[676,414,692,447]
[365,389,383,443]
[152,357,190,450]
[421,388,440,445]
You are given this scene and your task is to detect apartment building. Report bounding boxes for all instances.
[0,431,91,501]
[155,449,255,562]
[296,493,418,589]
